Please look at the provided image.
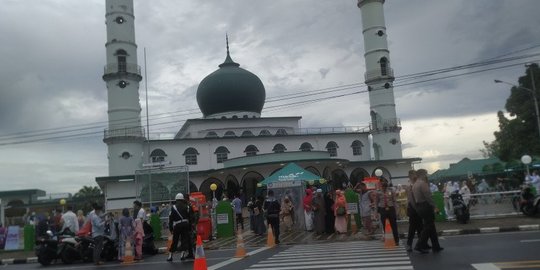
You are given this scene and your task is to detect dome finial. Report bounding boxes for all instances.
[220,33,240,68]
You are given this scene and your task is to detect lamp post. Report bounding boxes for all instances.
[210,183,218,240]
[495,66,540,139]
[521,154,532,178]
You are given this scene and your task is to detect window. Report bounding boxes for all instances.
[150,149,167,163]
[326,141,339,157]
[272,144,287,153]
[214,146,229,163]
[276,129,288,136]
[380,57,388,76]
[244,145,259,156]
[116,49,127,73]
[258,130,271,136]
[300,142,313,152]
[115,16,125,24]
[224,131,236,138]
[241,130,254,137]
[121,152,131,160]
[351,140,364,156]
[183,147,199,165]
[205,131,218,138]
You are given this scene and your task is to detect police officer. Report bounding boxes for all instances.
[167,193,194,261]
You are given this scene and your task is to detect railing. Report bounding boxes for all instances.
[103,63,141,75]
[365,67,394,82]
[396,190,522,221]
[294,126,370,135]
[370,118,401,133]
[104,126,145,139]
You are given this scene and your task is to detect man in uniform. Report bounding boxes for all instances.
[166,193,194,261]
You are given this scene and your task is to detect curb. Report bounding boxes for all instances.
[398,224,540,238]
[4,224,539,265]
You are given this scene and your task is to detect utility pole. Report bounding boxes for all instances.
[527,64,540,139]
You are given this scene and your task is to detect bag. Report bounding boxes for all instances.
[336,206,346,216]
[77,220,92,236]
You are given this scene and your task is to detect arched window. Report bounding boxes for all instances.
[224,131,236,138]
[276,129,288,136]
[380,57,388,76]
[351,140,364,156]
[300,142,313,152]
[326,141,339,157]
[259,130,271,136]
[214,146,229,163]
[241,130,254,137]
[205,131,218,138]
[116,49,127,72]
[244,145,259,156]
[183,147,199,165]
[150,149,167,163]
[272,143,287,153]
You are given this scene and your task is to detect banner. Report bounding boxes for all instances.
[4,226,21,250]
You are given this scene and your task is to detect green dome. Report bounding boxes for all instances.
[196,51,266,118]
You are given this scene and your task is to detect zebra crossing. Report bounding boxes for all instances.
[246,240,414,270]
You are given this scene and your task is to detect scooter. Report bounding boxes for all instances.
[450,190,470,224]
[35,229,73,266]
[520,185,540,217]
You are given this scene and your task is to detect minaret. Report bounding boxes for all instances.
[102,0,144,176]
[357,0,402,160]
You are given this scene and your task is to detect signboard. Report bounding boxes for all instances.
[347,202,359,214]
[217,213,229,225]
[268,180,302,189]
[4,226,20,251]
[363,177,381,191]
[278,172,305,181]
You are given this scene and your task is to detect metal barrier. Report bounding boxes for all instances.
[396,190,522,221]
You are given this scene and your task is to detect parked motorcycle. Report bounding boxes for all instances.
[35,229,73,266]
[450,190,470,224]
[520,185,540,217]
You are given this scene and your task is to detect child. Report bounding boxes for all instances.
[134,218,145,260]
[118,208,134,261]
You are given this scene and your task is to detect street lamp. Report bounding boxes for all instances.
[521,154,532,177]
[495,66,539,139]
[210,183,218,240]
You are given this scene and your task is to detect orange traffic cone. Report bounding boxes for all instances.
[122,239,135,264]
[193,235,207,270]
[383,220,396,249]
[267,225,275,248]
[166,232,173,254]
[235,228,247,258]
[350,214,358,234]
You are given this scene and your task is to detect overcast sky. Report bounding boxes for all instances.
[1,0,540,194]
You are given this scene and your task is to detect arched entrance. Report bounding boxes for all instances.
[199,178,224,201]
[304,166,321,176]
[350,168,370,187]
[331,169,349,190]
[241,171,264,202]
[225,175,239,199]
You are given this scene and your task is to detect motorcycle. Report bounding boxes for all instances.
[450,190,470,224]
[35,229,74,266]
[520,185,540,217]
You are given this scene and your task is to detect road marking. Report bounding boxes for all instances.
[208,246,270,270]
[520,239,540,243]
[472,263,500,270]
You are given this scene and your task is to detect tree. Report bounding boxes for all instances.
[479,140,497,158]
[490,64,540,161]
[73,186,104,213]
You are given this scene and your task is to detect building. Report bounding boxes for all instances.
[95,0,420,210]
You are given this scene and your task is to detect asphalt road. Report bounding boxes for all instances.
[4,231,540,269]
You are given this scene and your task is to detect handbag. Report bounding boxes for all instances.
[336,206,346,216]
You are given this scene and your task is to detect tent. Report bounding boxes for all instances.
[260,163,326,186]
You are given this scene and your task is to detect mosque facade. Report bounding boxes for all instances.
[95,0,420,210]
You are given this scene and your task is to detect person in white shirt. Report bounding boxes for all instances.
[60,205,79,234]
[531,171,540,195]
[133,200,146,221]
[459,181,471,206]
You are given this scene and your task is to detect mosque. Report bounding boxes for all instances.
[95,0,420,210]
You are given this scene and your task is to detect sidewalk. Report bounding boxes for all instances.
[1,215,538,264]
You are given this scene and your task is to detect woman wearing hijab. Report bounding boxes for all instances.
[311,189,326,235]
[324,191,335,234]
[281,196,294,232]
[334,190,348,234]
[253,196,266,236]
[118,208,134,261]
[303,189,314,231]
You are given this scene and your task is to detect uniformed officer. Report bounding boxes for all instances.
[166,193,194,261]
